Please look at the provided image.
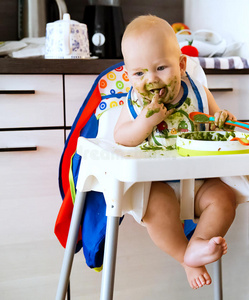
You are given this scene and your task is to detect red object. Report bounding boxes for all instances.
[171,22,190,34]
[157,121,167,131]
[181,41,199,57]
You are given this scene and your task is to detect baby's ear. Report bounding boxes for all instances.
[179,55,187,76]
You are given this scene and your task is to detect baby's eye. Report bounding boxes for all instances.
[157,66,166,71]
[134,71,144,76]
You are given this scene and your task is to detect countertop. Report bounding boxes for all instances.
[1,57,249,75]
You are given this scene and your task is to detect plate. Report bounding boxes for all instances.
[176,131,249,156]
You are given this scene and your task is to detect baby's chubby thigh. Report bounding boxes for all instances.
[143,181,181,223]
[143,181,190,261]
[147,179,204,223]
[194,178,237,218]
[144,179,204,221]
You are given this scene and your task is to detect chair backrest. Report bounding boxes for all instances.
[95,64,130,118]
[55,61,127,251]
[95,64,130,142]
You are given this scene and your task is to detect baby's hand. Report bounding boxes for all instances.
[210,110,237,130]
[143,92,174,126]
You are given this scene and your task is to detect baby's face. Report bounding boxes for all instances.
[123,30,185,105]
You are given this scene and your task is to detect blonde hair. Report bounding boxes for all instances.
[121,15,180,56]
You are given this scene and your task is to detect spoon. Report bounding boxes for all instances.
[189,112,249,131]
[230,137,249,145]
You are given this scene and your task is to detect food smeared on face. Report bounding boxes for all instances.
[134,75,179,106]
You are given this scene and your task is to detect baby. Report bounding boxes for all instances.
[114,15,237,289]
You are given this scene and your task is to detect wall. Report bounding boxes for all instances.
[67,0,183,27]
[0,0,183,41]
[184,0,249,59]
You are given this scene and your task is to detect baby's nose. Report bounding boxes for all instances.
[147,72,159,83]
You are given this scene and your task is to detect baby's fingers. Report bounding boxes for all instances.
[227,111,237,121]
[151,88,166,104]
[214,110,228,128]
[151,92,160,104]
[165,108,175,118]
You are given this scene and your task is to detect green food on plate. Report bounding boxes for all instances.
[179,131,236,141]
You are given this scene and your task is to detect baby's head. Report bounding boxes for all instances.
[122,15,186,104]
[122,15,181,60]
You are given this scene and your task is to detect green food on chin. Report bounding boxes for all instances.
[143,99,150,106]
[146,108,160,118]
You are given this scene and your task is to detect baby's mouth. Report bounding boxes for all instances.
[150,87,167,98]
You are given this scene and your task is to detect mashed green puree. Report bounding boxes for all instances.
[180,131,236,141]
[146,108,160,118]
[193,114,209,123]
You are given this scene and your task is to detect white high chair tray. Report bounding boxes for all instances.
[77,137,249,183]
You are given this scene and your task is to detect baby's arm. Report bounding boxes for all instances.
[114,93,171,147]
[204,86,237,129]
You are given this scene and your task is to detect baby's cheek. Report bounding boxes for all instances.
[165,81,180,103]
[134,84,150,99]
[134,82,145,92]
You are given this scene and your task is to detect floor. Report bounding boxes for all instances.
[1,202,248,300]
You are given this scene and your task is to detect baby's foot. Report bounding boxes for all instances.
[182,263,212,289]
[184,236,227,268]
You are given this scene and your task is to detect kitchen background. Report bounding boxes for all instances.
[0,1,249,300]
[1,0,249,59]
[0,0,183,41]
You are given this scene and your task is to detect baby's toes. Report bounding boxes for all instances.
[198,274,206,286]
[203,272,212,285]
[221,241,228,254]
[191,279,199,289]
[196,277,204,288]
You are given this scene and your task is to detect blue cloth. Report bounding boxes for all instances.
[81,191,107,268]
[184,220,197,240]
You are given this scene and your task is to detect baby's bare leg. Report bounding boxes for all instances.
[184,178,236,268]
[143,182,211,289]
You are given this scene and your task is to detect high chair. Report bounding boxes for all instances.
[54,58,242,300]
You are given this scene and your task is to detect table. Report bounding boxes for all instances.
[56,137,249,300]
